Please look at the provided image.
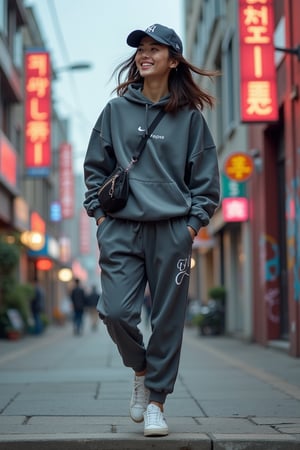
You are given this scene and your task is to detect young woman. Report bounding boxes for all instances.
[83,24,220,437]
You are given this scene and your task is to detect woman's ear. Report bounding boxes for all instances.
[169,59,179,69]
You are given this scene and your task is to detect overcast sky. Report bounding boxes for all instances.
[24,0,184,172]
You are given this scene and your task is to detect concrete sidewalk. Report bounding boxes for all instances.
[0,318,299,450]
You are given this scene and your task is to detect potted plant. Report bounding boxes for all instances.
[208,285,226,303]
[192,285,226,336]
[0,239,33,339]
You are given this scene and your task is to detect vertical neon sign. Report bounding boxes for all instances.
[25,50,51,175]
[239,0,278,122]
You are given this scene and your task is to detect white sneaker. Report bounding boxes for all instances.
[144,403,169,436]
[129,375,149,423]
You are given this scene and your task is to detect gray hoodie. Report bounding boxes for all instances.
[83,83,220,233]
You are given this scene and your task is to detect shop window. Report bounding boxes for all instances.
[13,28,23,69]
[0,0,8,36]
[222,29,238,136]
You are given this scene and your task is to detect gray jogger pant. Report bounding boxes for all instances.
[96,217,193,404]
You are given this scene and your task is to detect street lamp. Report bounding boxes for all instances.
[52,62,92,79]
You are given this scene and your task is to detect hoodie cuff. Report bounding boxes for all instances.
[187,216,204,235]
[94,207,106,223]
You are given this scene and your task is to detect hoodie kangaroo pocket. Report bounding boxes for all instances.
[130,179,191,216]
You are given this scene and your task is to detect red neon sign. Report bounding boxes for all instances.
[36,258,53,271]
[59,143,74,219]
[80,208,90,254]
[239,0,278,122]
[222,197,249,222]
[31,211,46,234]
[0,131,17,188]
[25,51,51,176]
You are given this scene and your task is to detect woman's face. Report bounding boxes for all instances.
[135,36,177,79]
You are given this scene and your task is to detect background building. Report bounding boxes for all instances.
[248,0,300,356]
[1,0,299,356]
[185,0,252,340]
[184,0,300,356]
[0,1,81,326]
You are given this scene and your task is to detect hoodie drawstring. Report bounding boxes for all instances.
[144,104,149,137]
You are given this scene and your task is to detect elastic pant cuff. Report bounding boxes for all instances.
[149,390,167,404]
[132,364,147,373]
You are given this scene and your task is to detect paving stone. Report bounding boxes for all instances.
[1,325,300,449]
[194,417,279,434]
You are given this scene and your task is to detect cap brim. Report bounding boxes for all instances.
[127,30,148,47]
[127,29,168,48]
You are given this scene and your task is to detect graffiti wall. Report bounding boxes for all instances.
[286,176,300,302]
[260,234,280,334]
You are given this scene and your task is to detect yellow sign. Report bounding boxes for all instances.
[224,152,254,182]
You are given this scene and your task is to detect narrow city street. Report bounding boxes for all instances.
[0,319,299,449]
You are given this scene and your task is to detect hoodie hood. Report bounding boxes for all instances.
[124,83,170,107]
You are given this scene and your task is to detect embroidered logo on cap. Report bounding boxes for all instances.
[146,25,157,33]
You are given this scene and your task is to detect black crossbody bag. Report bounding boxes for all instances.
[97,110,165,213]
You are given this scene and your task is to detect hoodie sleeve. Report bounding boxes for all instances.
[83,107,116,221]
[186,112,220,233]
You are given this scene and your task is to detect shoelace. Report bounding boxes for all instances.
[145,404,162,423]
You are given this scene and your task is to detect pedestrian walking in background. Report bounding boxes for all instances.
[86,285,100,331]
[83,23,220,436]
[70,278,86,336]
[30,279,45,335]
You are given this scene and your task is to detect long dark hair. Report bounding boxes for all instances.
[112,48,218,113]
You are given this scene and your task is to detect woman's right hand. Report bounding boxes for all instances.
[97,216,106,226]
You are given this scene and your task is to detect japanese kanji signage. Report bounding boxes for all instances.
[224,152,254,182]
[239,0,278,122]
[25,50,51,176]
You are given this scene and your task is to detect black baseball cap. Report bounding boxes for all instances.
[127,24,183,54]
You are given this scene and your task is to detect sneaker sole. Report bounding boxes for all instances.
[129,409,144,423]
[130,415,144,423]
[144,428,169,437]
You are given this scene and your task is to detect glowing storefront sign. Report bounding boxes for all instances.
[31,211,46,234]
[50,201,62,222]
[239,0,278,122]
[222,197,249,222]
[0,132,17,188]
[222,173,247,197]
[80,208,90,254]
[21,211,46,250]
[224,152,254,182]
[25,50,51,176]
[36,258,53,271]
[59,143,74,219]
[58,267,73,282]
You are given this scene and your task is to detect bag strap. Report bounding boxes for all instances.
[129,109,166,166]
